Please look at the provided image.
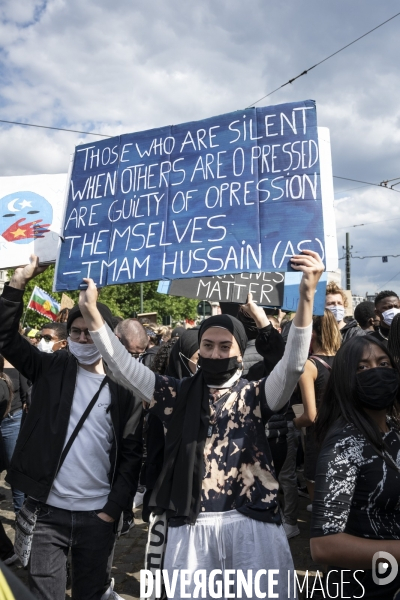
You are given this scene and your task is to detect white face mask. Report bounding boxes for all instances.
[326,305,345,323]
[68,339,102,365]
[382,308,400,327]
[37,338,55,353]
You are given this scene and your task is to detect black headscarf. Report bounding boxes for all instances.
[150,316,247,525]
[171,326,186,339]
[198,314,248,355]
[167,329,199,379]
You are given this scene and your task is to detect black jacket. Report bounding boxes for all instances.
[242,340,263,377]
[340,319,365,343]
[0,285,144,521]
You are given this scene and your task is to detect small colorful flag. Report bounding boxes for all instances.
[27,286,60,321]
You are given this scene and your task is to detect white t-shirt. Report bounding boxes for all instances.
[46,366,114,511]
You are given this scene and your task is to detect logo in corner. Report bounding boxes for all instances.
[372,551,398,586]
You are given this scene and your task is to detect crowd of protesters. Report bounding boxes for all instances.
[0,252,400,599]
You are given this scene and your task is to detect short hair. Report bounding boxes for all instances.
[40,322,67,340]
[115,319,148,348]
[375,290,399,306]
[325,281,348,307]
[354,302,375,327]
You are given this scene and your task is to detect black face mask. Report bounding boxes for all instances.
[197,355,242,386]
[356,367,400,410]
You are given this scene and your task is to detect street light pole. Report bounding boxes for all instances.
[345,232,353,291]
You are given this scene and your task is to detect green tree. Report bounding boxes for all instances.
[11,265,198,328]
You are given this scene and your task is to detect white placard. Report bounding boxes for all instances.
[0,173,68,268]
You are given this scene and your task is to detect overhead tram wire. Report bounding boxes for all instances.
[337,217,400,230]
[378,270,400,291]
[246,11,400,108]
[0,119,111,138]
[333,176,400,194]
[2,14,400,140]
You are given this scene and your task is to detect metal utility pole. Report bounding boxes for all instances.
[140,283,144,313]
[344,232,353,291]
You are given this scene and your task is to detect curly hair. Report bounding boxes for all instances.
[375,290,399,306]
[325,281,348,308]
[150,338,178,375]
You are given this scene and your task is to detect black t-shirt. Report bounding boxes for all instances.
[368,329,389,348]
[311,420,400,598]
[308,355,334,406]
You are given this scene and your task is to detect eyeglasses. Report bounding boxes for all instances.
[130,352,145,359]
[35,334,55,342]
[69,328,92,341]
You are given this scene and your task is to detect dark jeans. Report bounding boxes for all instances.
[26,500,116,600]
[1,409,25,513]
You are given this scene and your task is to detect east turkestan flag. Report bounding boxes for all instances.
[27,286,60,321]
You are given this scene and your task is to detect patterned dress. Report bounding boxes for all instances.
[311,421,400,598]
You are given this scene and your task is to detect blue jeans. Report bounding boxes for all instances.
[0,409,25,513]
[26,500,116,600]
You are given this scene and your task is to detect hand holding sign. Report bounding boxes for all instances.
[291,250,324,328]
[290,249,324,298]
[10,254,49,290]
[241,293,270,329]
[78,278,103,332]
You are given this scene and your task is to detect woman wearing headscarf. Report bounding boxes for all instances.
[166,328,199,379]
[79,250,323,599]
[141,330,199,522]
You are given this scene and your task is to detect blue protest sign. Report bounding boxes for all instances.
[282,271,328,315]
[55,100,326,291]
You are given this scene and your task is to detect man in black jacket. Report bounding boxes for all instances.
[0,257,143,600]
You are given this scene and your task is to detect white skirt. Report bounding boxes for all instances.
[163,510,294,600]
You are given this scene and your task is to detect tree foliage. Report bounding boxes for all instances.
[12,266,198,328]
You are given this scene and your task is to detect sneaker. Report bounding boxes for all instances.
[307,503,313,512]
[120,516,134,536]
[283,522,300,539]
[297,485,309,499]
[4,553,18,566]
[133,486,145,509]
[101,578,124,600]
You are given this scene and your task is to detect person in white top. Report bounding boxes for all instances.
[79,250,324,600]
[0,257,144,600]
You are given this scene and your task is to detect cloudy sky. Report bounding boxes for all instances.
[1,0,399,296]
